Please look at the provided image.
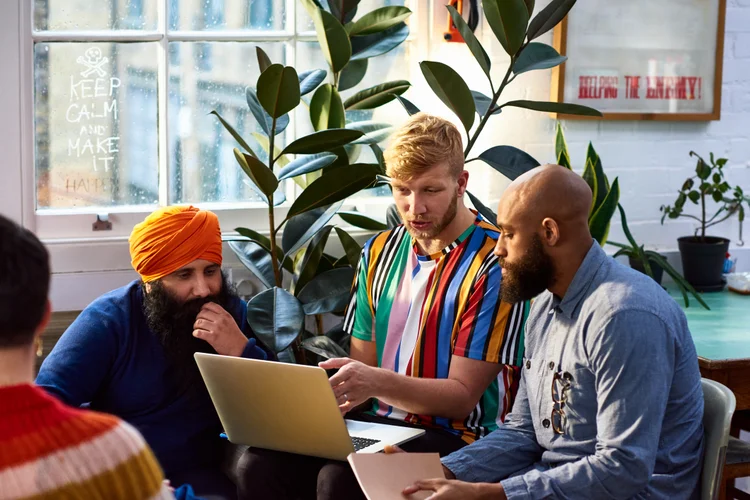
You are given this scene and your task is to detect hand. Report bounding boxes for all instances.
[162,480,174,493]
[319,357,382,414]
[384,444,405,454]
[193,302,248,357]
[403,479,504,500]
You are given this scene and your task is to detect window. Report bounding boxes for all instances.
[26,0,422,241]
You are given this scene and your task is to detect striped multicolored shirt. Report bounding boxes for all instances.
[344,214,528,443]
[0,383,172,500]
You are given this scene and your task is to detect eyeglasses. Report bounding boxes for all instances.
[551,371,573,435]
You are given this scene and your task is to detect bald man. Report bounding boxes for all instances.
[403,165,704,499]
[37,206,269,499]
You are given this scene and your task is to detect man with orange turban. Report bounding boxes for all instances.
[37,206,269,500]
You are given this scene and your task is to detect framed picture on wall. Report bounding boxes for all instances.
[550,0,726,121]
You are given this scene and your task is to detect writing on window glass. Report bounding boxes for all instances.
[66,48,121,172]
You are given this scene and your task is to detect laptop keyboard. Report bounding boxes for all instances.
[351,436,381,451]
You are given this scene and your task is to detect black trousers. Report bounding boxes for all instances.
[235,413,466,500]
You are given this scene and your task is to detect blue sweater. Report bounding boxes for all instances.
[36,280,269,478]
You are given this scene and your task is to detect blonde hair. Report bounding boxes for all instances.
[384,113,464,180]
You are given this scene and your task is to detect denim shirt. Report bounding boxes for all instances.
[442,242,704,500]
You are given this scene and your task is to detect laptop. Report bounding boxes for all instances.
[194,353,425,461]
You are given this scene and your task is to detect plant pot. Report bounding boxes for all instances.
[677,236,729,292]
[628,256,664,285]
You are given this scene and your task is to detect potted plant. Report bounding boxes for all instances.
[609,205,709,310]
[660,151,750,292]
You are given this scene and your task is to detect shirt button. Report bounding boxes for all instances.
[548,361,555,370]
[526,360,531,369]
[542,419,551,428]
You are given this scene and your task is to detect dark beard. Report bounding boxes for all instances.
[142,272,237,394]
[499,234,556,303]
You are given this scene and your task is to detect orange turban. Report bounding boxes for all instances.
[129,206,223,282]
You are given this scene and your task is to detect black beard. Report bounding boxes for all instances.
[142,272,237,394]
[499,234,556,304]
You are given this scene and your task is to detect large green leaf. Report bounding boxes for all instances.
[233,148,279,197]
[303,0,352,73]
[513,43,567,75]
[343,80,410,110]
[478,146,540,181]
[351,23,409,61]
[246,88,290,136]
[278,153,338,181]
[299,69,328,96]
[589,177,619,245]
[246,287,305,354]
[338,210,388,231]
[334,227,362,266]
[503,100,602,117]
[347,121,393,144]
[582,157,598,214]
[210,110,256,157]
[588,143,609,210]
[281,129,363,155]
[301,335,348,359]
[554,122,572,169]
[466,191,498,227]
[527,0,576,41]
[394,95,420,115]
[420,61,475,134]
[235,227,272,256]
[471,91,501,117]
[310,84,346,131]
[282,202,343,259]
[523,0,535,15]
[483,0,529,57]
[257,64,300,119]
[327,0,359,24]
[370,144,386,173]
[338,59,368,92]
[348,6,412,36]
[298,267,356,315]
[256,47,272,73]
[446,5,491,81]
[295,225,334,294]
[286,163,380,219]
[228,240,276,289]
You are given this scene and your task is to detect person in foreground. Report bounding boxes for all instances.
[36,206,269,499]
[237,113,529,500]
[0,214,176,499]
[402,164,705,500]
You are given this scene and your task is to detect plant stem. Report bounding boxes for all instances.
[315,315,324,335]
[333,71,340,88]
[268,118,282,287]
[700,189,706,241]
[463,50,519,159]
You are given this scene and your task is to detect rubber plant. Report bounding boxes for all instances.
[342,0,619,243]
[210,1,416,362]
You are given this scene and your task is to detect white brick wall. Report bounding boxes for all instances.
[424,0,750,264]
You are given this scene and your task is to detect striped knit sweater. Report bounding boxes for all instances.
[0,383,173,500]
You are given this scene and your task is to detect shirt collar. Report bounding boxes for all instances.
[551,240,605,318]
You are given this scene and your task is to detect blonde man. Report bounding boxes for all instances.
[237,113,529,500]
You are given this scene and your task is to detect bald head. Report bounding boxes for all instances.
[500,164,592,231]
[493,164,595,302]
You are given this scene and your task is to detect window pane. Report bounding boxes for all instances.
[34,0,157,31]
[35,43,159,210]
[168,42,286,204]
[170,0,286,31]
